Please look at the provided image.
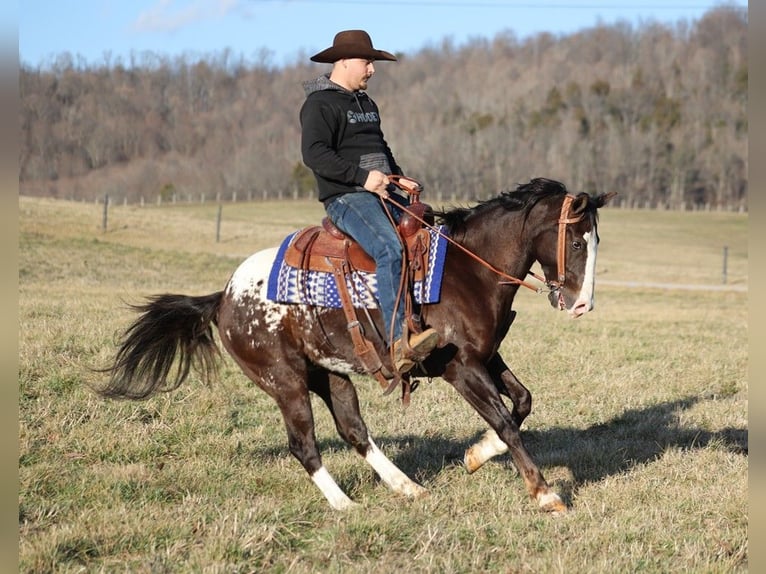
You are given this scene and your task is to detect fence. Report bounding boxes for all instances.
[92,190,748,214]
[97,193,740,286]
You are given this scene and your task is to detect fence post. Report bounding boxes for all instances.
[102,194,109,232]
[722,246,728,284]
[216,204,222,243]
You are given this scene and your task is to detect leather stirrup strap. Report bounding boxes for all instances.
[405,232,428,334]
[330,256,391,390]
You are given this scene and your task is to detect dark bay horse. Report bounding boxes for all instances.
[98,178,615,513]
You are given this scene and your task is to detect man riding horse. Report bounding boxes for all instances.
[300,29,440,374]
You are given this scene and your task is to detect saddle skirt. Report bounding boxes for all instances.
[266,219,449,309]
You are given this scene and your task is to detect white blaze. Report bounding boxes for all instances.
[569,228,599,316]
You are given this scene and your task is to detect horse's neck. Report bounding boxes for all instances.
[456,211,536,311]
[463,211,535,283]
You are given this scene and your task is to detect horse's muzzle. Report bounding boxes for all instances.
[549,288,592,317]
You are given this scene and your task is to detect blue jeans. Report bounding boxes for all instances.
[324,191,408,343]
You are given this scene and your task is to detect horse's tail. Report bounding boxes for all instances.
[95,292,224,400]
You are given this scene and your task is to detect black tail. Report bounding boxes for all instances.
[96,292,224,400]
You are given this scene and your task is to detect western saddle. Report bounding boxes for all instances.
[283,179,435,404]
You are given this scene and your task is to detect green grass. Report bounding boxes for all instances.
[19,197,747,572]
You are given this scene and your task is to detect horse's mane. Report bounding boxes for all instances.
[433,178,569,234]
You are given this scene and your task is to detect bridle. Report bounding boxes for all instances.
[384,176,588,297]
[541,194,587,309]
[549,193,587,289]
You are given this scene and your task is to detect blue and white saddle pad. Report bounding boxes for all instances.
[267,226,449,309]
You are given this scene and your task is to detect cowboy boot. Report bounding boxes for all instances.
[393,327,440,374]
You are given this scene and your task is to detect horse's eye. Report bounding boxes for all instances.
[572,241,583,250]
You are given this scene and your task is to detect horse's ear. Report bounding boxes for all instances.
[571,193,590,215]
[595,191,618,208]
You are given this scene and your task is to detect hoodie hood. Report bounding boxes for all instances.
[303,74,347,97]
[303,73,367,111]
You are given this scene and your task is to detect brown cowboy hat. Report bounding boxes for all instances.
[310,30,397,63]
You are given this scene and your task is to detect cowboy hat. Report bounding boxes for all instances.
[310,30,397,63]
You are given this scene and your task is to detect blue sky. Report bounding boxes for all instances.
[18,0,747,69]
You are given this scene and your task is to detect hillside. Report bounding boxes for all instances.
[19,6,747,210]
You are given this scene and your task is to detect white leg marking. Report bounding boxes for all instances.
[570,228,599,317]
[311,466,358,511]
[365,437,427,498]
[464,429,508,473]
[537,490,566,514]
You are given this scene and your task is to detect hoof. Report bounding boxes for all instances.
[537,491,567,514]
[333,498,361,511]
[403,483,429,499]
[463,449,482,474]
[463,430,507,473]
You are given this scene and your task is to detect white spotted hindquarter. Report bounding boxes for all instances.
[220,247,360,377]
[225,247,288,335]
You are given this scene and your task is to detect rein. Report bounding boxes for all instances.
[384,176,584,294]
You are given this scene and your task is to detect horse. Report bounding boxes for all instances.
[97,177,615,513]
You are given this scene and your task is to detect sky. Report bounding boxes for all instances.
[17,0,748,69]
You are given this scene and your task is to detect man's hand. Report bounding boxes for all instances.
[363,170,390,198]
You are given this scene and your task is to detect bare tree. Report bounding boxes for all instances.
[19,6,747,209]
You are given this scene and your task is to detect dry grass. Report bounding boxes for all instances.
[19,197,747,573]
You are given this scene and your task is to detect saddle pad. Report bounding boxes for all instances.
[267,225,449,309]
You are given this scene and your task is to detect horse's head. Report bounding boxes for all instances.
[433,178,615,318]
[534,188,616,317]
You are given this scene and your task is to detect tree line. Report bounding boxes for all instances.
[19,5,747,210]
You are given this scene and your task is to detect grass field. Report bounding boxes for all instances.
[19,196,748,573]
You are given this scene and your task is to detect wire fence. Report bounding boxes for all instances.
[91,190,748,214]
[95,192,742,287]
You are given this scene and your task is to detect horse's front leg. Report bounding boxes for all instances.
[464,353,532,473]
[489,352,532,427]
[447,361,565,513]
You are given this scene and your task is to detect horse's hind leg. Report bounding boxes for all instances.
[464,353,531,473]
[309,370,427,500]
[276,386,359,510]
[231,359,358,510]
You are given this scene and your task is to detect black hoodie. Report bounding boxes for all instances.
[300,74,403,203]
